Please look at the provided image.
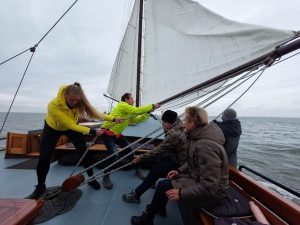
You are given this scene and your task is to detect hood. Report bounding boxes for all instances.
[188,122,225,146]
[55,85,68,108]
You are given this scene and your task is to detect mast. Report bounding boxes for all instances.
[135,0,144,106]
[158,37,300,106]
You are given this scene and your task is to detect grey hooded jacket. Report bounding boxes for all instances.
[172,122,229,207]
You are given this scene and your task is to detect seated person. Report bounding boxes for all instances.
[122,110,186,208]
[130,106,229,225]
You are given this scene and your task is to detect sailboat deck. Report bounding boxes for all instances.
[0,151,183,225]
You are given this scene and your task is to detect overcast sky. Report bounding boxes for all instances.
[0,0,299,117]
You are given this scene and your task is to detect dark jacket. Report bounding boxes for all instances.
[172,122,229,208]
[139,118,186,166]
[214,119,242,167]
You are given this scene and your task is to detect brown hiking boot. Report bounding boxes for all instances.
[102,175,113,189]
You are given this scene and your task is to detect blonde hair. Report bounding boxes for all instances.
[185,106,208,127]
[64,82,104,120]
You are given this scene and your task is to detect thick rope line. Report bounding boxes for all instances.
[75,124,163,176]
[69,113,156,176]
[75,66,265,184]
[84,131,165,184]
[0,50,35,136]
[77,65,264,180]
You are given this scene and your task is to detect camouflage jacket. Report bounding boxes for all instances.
[139,118,186,166]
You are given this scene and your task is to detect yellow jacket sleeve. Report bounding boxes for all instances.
[119,103,153,115]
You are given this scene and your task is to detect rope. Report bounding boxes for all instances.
[75,64,267,185]
[213,64,269,120]
[75,124,163,176]
[84,131,165,184]
[69,113,156,176]
[76,61,269,181]
[0,49,36,136]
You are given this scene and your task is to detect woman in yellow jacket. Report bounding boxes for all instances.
[27,82,120,199]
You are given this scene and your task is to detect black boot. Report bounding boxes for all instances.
[88,180,101,190]
[131,204,155,225]
[25,184,46,199]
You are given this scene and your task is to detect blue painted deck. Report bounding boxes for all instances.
[0,151,183,225]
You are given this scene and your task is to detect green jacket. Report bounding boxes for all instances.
[45,85,114,134]
[101,101,153,135]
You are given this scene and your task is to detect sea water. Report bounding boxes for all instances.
[0,112,299,204]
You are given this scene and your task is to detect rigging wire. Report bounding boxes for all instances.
[0,48,31,66]
[0,0,80,135]
[159,65,263,111]
[0,49,36,136]
[0,0,79,67]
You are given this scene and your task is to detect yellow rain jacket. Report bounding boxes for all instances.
[45,85,114,134]
[101,101,153,135]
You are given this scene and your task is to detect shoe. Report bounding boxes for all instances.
[122,191,141,204]
[131,212,154,225]
[88,180,101,190]
[102,175,113,189]
[135,168,146,180]
[25,184,46,199]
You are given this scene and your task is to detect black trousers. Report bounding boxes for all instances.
[101,133,134,174]
[148,179,173,217]
[135,159,179,197]
[36,122,94,185]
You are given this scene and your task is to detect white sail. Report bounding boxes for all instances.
[107,0,140,102]
[107,0,294,106]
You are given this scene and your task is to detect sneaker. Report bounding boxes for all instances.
[88,180,101,190]
[25,184,46,199]
[122,191,141,204]
[102,175,113,189]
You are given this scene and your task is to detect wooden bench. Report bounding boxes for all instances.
[0,199,43,225]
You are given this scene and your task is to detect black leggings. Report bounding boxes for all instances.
[36,122,94,185]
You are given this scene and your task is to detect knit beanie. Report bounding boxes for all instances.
[222,108,237,121]
[161,110,177,124]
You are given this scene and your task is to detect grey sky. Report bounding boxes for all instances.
[0,0,299,117]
